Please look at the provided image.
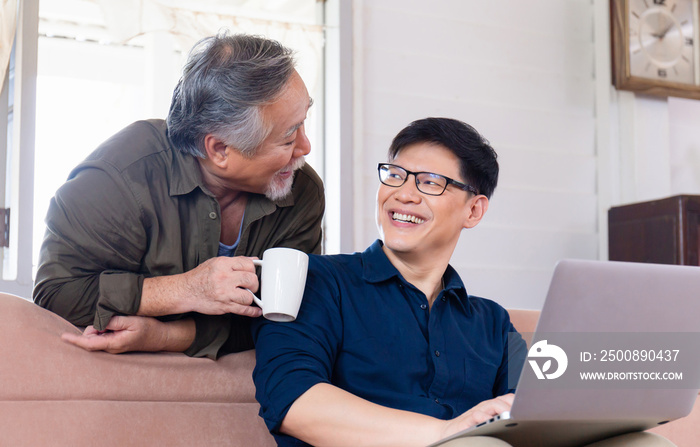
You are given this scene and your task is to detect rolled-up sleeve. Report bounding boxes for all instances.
[251,256,342,433]
[34,164,147,330]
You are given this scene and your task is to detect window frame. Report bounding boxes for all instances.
[0,0,38,298]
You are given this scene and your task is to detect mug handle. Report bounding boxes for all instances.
[247,288,263,308]
[250,259,264,308]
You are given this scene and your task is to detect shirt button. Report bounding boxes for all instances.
[435,350,441,357]
[434,398,440,404]
[441,297,447,302]
[420,304,427,310]
[209,212,217,219]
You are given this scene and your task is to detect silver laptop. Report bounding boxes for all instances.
[431,259,700,447]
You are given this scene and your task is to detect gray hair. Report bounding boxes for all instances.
[166,32,296,158]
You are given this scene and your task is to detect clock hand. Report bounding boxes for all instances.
[650,21,676,39]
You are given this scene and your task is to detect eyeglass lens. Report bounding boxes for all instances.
[379,164,447,195]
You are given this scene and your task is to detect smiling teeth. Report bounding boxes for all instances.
[392,212,424,224]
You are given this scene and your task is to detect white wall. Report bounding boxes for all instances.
[350,0,700,311]
[351,0,597,310]
[669,97,700,194]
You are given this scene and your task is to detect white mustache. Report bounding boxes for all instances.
[278,156,306,175]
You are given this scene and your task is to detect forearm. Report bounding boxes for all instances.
[157,318,196,352]
[139,273,193,316]
[281,383,444,447]
[139,257,260,318]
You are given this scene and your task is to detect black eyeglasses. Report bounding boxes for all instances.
[377,163,478,196]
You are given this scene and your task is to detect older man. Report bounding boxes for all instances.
[33,33,324,359]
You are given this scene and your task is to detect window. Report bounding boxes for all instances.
[1,0,337,298]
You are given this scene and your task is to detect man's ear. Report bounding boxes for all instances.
[203,134,229,168]
[463,195,489,229]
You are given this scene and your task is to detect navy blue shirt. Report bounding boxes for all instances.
[252,240,527,446]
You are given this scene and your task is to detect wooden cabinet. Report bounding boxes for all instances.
[608,195,700,266]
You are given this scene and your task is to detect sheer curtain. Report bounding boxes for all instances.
[93,0,325,180]
[0,0,17,88]
[96,0,324,98]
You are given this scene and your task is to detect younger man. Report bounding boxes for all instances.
[252,117,676,447]
[253,117,525,446]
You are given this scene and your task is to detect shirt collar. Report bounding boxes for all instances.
[361,239,470,300]
[442,264,467,297]
[245,192,294,222]
[361,240,402,284]
[442,263,472,314]
[168,145,205,196]
[162,118,206,197]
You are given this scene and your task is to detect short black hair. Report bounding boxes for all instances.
[387,117,499,198]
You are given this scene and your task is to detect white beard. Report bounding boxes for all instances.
[264,156,306,201]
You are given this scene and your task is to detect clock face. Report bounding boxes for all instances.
[628,0,695,84]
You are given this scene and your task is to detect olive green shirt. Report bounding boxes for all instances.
[33,119,325,358]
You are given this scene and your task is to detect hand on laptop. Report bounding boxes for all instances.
[438,393,514,441]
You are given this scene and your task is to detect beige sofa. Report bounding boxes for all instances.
[0,293,276,447]
[0,293,697,446]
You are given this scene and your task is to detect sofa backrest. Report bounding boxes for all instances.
[507,308,540,334]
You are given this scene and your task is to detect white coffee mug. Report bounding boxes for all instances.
[251,247,309,322]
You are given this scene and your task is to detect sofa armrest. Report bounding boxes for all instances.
[0,292,257,403]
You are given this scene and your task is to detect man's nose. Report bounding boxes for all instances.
[294,125,311,157]
[394,175,422,202]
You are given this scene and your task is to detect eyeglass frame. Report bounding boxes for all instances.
[377,163,479,196]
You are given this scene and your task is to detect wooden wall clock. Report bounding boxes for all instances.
[611,0,700,99]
